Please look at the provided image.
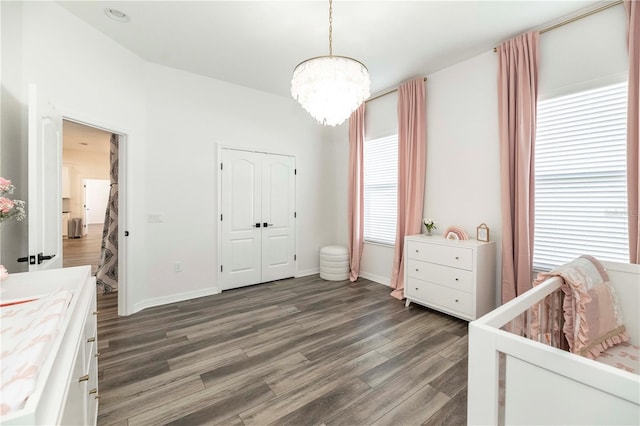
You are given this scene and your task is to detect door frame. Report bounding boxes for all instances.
[62,114,129,316]
[216,144,298,292]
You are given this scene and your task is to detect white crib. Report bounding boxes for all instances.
[468,261,640,425]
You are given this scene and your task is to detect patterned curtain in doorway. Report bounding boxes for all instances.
[96,133,118,293]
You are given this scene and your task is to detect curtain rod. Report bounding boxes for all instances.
[493,0,623,52]
[365,77,428,103]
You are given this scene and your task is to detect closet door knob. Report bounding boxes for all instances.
[255,223,261,228]
[79,375,89,382]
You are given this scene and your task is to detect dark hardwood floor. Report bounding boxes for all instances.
[96,275,468,426]
[63,223,103,275]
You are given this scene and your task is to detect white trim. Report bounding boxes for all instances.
[359,271,391,286]
[132,287,220,314]
[296,267,319,277]
[217,143,295,159]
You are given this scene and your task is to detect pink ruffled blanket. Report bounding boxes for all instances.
[532,255,629,359]
[0,289,73,415]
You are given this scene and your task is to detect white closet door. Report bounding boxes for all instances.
[261,154,296,282]
[220,149,296,291]
[220,149,262,290]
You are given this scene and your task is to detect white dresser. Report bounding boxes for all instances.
[404,235,496,321]
[0,266,99,425]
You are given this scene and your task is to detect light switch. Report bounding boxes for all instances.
[147,213,164,223]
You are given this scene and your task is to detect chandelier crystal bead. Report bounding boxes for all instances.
[291,56,370,127]
[291,0,370,126]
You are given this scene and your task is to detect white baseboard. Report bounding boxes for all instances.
[359,271,391,287]
[132,286,220,314]
[296,267,320,277]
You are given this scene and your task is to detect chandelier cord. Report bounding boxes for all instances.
[328,0,333,56]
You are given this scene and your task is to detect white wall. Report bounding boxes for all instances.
[1,1,147,312]
[332,3,628,307]
[1,1,28,273]
[139,63,334,310]
[0,1,335,314]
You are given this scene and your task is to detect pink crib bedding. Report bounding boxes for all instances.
[0,289,73,415]
[596,342,640,374]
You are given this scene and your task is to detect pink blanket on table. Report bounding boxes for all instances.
[0,289,73,415]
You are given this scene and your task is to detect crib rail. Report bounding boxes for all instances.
[500,284,567,350]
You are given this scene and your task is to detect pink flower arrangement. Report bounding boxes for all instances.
[0,177,26,223]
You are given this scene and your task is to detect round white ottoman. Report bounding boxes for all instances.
[319,245,350,281]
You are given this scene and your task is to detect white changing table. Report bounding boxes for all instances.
[0,266,99,425]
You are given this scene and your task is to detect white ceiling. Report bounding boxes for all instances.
[58,0,603,98]
[63,120,111,154]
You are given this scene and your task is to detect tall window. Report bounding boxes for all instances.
[534,82,629,271]
[364,135,398,245]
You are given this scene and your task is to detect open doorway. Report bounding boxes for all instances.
[62,120,120,294]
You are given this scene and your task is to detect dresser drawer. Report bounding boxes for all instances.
[406,278,472,317]
[407,259,473,293]
[407,241,473,270]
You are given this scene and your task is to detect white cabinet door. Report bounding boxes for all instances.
[220,149,295,290]
[27,84,62,271]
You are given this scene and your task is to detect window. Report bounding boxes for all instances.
[533,82,629,271]
[364,135,398,245]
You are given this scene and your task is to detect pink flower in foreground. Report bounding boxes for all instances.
[0,197,14,213]
[0,177,12,192]
[0,265,7,281]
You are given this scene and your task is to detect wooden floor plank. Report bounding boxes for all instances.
[96,275,469,425]
[324,353,454,426]
[371,385,450,426]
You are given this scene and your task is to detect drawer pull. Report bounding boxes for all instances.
[455,256,459,260]
[415,268,419,272]
[455,299,459,303]
[93,310,100,315]
[415,287,419,290]
[95,352,101,358]
[79,375,89,382]
[89,388,98,395]
[455,278,459,281]
[415,249,419,253]
[95,395,102,399]
[87,337,96,343]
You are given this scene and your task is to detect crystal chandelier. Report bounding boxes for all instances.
[291,0,370,126]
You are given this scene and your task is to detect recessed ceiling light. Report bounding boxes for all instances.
[104,8,130,23]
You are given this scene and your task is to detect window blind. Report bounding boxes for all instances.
[533,82,629,271]
[364,135,398,245]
